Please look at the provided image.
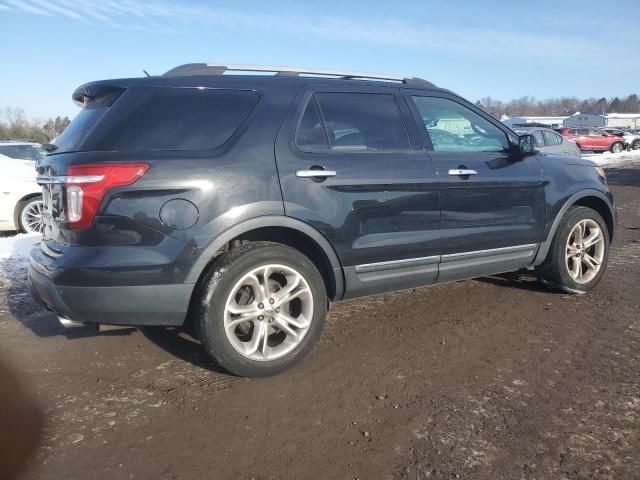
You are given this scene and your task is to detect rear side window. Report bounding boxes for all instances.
[114,88,258,151]
[296,93,410,153]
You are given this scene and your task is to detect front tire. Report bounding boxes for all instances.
[610,141,624,153]
[17,196,44,234]
[538,206,609,293]
[632,139,640,150]
[195,242,327,377]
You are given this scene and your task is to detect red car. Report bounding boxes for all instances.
[558,127,625,153]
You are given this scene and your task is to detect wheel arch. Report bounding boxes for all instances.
[533,189,615,266]
[185,216,345,301]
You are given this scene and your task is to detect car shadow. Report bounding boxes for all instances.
[139,326,232,375]
[475,271,564,294]
[604,166,640,187]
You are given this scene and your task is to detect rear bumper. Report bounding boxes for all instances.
[28,246,195,326]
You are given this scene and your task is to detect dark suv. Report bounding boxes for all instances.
[29,64,616,377]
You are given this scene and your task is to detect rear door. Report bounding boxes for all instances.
[275,86,440,298]
[575,128,596,149]
[405,91,545,282]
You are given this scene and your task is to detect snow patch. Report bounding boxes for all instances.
[0,233,40,260]
[582,149,640,167]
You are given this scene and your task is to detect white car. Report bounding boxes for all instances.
[513,127,581,158]
[601,128,640,150]
[0,141,45,233]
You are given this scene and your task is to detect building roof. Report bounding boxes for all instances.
[605,113,640,119]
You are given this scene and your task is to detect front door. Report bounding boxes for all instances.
[275,87,440,298]
[405,92,546,282]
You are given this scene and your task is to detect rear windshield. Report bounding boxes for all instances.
[54,107,108,152]
[0,144,45,161]
[110,88,259,151]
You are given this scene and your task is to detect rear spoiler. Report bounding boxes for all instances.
[72,83,126,108]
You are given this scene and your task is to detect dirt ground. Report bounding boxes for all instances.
[1,163,639,480]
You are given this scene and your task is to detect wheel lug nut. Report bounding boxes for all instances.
[258,315,264,321]
[268,318,274,323]
[276,307,280,312]
[269,298,274,305]
[258,303,264,309]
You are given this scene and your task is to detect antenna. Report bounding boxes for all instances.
[143,69,150,77]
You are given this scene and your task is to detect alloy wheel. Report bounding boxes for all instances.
[223,264,314,361]
[565,219,605,284]
[20,199,44,233]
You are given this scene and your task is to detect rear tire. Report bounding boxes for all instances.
[194,242,327,377]
[538,206,609,293]
[16,196,44,234]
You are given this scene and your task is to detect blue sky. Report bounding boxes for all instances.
[1,0,638,119]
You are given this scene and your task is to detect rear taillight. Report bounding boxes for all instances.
[65,163,149,229]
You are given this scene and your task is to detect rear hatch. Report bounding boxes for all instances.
[38,80,260,245]
[37,84,127,243]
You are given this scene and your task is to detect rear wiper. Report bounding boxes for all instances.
[42,143,58,152]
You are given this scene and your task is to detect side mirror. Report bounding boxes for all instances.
[516,134,537,158]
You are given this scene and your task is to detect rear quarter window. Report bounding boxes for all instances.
[112,88,259,151]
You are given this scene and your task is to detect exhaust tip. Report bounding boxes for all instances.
[57,316,89,328]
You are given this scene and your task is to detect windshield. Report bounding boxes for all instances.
[0,144,45,161]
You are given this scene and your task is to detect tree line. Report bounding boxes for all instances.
[476,94,640,119]
[0,107,71,144]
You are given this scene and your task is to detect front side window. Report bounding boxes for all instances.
[543,130,562,146]
[298,92,410,153]
[531,130,545,147]
[411,96,508,153]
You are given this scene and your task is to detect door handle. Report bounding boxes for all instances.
[448,169,477,176]
[296,170,337,178]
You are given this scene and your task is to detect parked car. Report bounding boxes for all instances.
[601,127,640,150]
[558,127,625,153]
[513,127,581,157]
[29,64,616,377]
[0,141,45,233]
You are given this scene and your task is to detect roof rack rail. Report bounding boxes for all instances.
[162,63,435,87]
